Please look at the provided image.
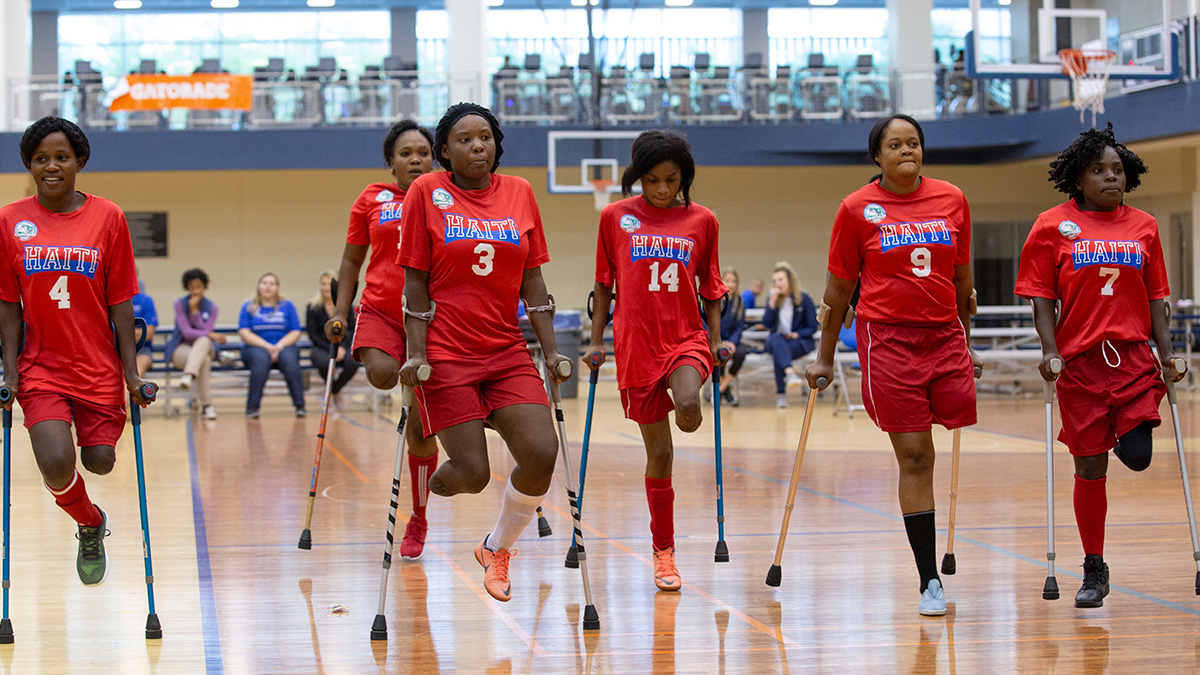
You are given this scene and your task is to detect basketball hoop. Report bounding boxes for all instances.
[590,179,615,212]
[1059,48,1116,127]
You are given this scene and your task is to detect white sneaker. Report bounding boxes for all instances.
[179,373,194,390]
[776,394,788,409]
[218,350,238,366]
[202,405,217,420]
[785,372,805,390]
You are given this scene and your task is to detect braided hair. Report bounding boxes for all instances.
[1048,122,1147,204]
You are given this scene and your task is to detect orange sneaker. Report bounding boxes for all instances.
[474,535,514,602]
[653,547,682,592]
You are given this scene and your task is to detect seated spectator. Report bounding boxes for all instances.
[166,268,225,420]
[763,261,818,408]
[238,272,305,418]
[306,269,359,406]
[741,278,764,312]
[131,274,157,377]
[717,267,747,406]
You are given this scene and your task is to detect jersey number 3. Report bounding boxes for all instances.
[50,275,71,309]
[472,243,495,277]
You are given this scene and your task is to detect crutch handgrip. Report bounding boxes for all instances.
[415,364,432,382]
[0,387,10,405]
[1173,357,1187,374]
[717,346,731,362]
[589,352,603,366]
[555,359,573,379]
[329,319,345,341]
[1049,357,1063,374]
[815,376,829,390]
[973,364,983,379]
[140,383,158,403]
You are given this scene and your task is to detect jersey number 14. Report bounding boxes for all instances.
[648,261,680,292]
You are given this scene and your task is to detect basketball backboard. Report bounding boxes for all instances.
[547,130,642,196]
[966,0,1179,81]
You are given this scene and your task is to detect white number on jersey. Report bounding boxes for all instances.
[49,274,71,309]
[472,243,495,276]
[910,247,932,278]
[1099,266,1120,296]
[647,261,680,293]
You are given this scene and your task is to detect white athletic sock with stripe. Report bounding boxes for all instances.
[485,481,545,552]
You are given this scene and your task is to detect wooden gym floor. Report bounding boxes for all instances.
[2,377,1200,674]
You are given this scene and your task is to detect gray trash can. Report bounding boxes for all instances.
[553,310,582,399]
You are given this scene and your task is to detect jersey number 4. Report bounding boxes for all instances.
[50,275,71,309]
[647,261,680,292]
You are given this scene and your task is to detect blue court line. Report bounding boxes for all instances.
[665,443,1200,618]
[332,410,394,434]
[187,420,225,675]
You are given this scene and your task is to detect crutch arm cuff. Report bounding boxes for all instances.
[403,301,437,322]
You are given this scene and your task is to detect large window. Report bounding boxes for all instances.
[59,11,390,81]
[768,8,889,71]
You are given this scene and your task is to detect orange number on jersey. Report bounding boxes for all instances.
[49,274,71,309]
[1099,266,1119,296]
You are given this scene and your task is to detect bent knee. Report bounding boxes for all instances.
[675,401,702,433]
[367,368,399,391]
[81,446,117,475]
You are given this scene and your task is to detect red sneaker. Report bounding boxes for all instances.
[474,535,514,602]
[653,547,682,592]
[400,514,428,561]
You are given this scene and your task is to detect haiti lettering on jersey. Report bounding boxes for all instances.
[878,220,953,253]
[629,234,695,265]
[379,202,403,225]
[443,213,521,245]
[1071,239,1144,269]
[23,245,100,279]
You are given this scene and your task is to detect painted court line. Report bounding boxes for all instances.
[187,420,226,675]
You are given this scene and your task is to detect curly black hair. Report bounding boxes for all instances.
[1048,122,1147,203]
[182,267,209,289]
[19,116,90,169]
[382,119,434,168]
[620,129,696,207]
[433,102,503,172]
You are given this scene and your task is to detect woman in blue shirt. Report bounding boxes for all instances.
[238,272,305,418]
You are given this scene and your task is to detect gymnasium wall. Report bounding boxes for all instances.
[1,140,1194,321]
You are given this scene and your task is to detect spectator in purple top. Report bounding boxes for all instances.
[166,268,225,420]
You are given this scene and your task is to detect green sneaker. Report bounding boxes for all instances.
[76,508,109,586]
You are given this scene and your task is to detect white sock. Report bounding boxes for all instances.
[485,481,545,552]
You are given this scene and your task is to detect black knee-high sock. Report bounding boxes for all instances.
[903,510,939,593]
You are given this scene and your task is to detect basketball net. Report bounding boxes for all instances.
[591,179,614,212]
[1059,48,1116,127]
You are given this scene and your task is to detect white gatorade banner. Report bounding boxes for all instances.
[108,74,253,111]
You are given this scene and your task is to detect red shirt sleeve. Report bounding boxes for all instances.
[594,209,615,288]
[698,211,725,300]
[1014,219,1058,301]
[954,193,972,266]
[347,191,371,246]
[0,233,19,304]
[1144,224,1170,301]
[827,201,864,282]
[397,180,433,272]
[105,210,139,306]
[523,186,550,269]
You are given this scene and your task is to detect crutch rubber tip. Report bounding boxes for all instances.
[0,618,12,644]
[765,565,782,587]
[370,614,388,641]
[298,529,313,550]
[940,552,956,576]
[564,545,579,569]
[582,605,600,631]
[1195,571,1199,595]
[1043,577,1060,600]
[145,614,162,640]
[537,513,553,537]
[714,540,729,563]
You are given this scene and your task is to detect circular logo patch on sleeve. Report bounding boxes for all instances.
[863,204,886,224]
[13,220,37,241]
[432,188,454,209]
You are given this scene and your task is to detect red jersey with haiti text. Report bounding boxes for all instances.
[0,194,138,405]
[595,196,724,389]
[347,182,409,318]
[828,177,971,325]
[1015,200,1168,359]
[397,172,549,360]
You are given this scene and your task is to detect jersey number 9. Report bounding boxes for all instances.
[50,275,71,309]
[911,247,931,278]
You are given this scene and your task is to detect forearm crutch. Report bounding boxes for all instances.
[713,346,732,563]
[548,360,600,630]
[0,386,12,644]
[1041,357,1063,600]
[298,322,345,550]
[370,364,431,641]
[766,376,827,587]
[941,361,983,575]
[566,353,601,569]
[130,317,162,639]
[1163,356,1200,595]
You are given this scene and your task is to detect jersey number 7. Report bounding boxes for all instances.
[1098,266,1119,296]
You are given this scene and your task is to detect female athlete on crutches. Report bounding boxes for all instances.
[806,114,980,616]
[1016,124,1185,608]
[587,129,726,593]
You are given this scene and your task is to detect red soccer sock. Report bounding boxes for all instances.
[1073,474,1108,557]
[645,475,675,552]
[46,470,102,528]
[408,451,438,520]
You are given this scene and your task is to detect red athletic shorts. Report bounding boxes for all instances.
[414,343,549,437]
[619,355,709,425]
[19,391,126,447]
[856,320,977,433]
[1056,340,1165,457]
[352,302,406,363]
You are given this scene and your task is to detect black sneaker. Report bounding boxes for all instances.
[76,508,110,586]
[1074,554,1110,608]
[722,388,737,406]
